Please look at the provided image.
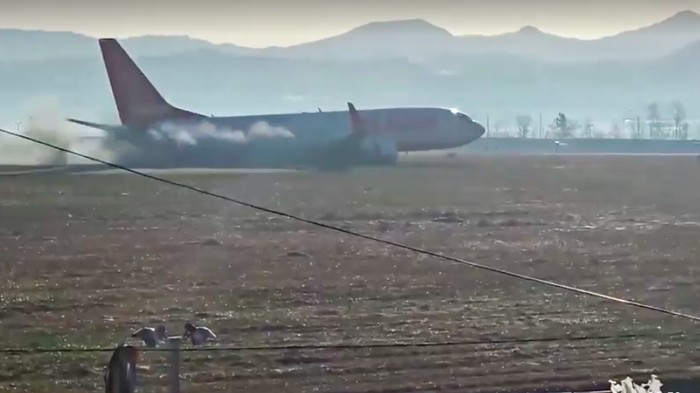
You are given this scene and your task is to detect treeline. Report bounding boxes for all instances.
[502,102,695,140]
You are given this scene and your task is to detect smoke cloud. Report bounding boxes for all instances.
[1,102,297,167]
[150,120,295,146]
[0,96,117,165]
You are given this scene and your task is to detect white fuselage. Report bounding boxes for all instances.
[202,106,485,151]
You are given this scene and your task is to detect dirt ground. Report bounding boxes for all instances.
[1,154,700,393]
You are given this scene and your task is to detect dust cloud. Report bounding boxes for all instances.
[0,99,297,167]
[0,97,116,165]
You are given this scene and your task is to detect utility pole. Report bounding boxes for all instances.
[15,121,22,132]
[538,113,542,139]
[168,338,181,393]
[636,116,641,139]
[486,115,490,138]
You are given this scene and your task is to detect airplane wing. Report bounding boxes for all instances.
[67,118,127,134]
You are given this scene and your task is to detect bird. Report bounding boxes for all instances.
[609,379,622,393]
[131,325,167,348]
[182,322,216,345]
[619,377,646,393]
[646,375,663,393]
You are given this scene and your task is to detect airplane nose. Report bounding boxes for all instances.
[472,122,486,139]
[454,111,485,143]
[461,119,485,142]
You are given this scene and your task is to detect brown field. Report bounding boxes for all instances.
[1,154,700,393]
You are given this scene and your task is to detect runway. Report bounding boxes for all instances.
[0,164,302,176]
[72,167,302,175]
[2,151,699,177]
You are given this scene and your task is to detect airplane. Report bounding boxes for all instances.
[66,38,485,169]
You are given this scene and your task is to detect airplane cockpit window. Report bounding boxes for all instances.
[456,112,472,122]
[448,108,472,121]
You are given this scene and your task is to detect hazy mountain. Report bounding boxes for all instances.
[120,35,257,57]
[0,29,255,61]
[1,38,699,128]
[590,10,700,61]
[452,10,700,62]
[2,10,700,63]
[271,19,462,61]
[667,39,700,64]
[455,26,586,62]
[0,29,97,61]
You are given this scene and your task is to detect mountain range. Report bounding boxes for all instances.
[1,10,700,131]
[3,10,700,63]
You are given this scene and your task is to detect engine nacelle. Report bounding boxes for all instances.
[360,135,399,165]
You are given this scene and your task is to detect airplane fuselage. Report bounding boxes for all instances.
[204,106,484,151]
[118,107,484,151]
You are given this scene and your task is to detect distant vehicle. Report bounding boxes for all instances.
[68,39,485,169]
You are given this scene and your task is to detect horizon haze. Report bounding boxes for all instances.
[2,0,700,47]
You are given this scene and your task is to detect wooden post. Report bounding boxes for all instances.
[168,338,181,393]
[104,345,138,393]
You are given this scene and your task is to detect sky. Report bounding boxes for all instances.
[2,0,700,47]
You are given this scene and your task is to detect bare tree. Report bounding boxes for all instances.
[633,116,643,139]
[672,101,687,140]
[516,115,532,138]
[582,118,593,138]
[647,103,661,138]
[553,113,577,139]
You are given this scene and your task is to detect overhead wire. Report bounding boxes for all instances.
[1,127,699,324]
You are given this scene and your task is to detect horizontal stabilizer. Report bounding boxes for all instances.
[67,118,128,134]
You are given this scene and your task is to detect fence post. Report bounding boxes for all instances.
[168,337,181,393]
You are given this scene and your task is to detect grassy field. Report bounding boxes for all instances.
[1,154,700,393]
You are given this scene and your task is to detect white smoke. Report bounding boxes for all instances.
[0,96,117,165]
[0,102,297,166]
[150,120,294,146]
[248,121,295,140]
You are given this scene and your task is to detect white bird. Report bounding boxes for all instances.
[634,383,648,393]
[182,322,216,345]
[620,377,635,393]
[131,325,167,348]
[608,379,622,393]
[646,375,663,393]
[609,379,622,393]
[620,377,647,393]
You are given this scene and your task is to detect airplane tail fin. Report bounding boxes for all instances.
[347,102,368,138]
[98,38,203,129]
